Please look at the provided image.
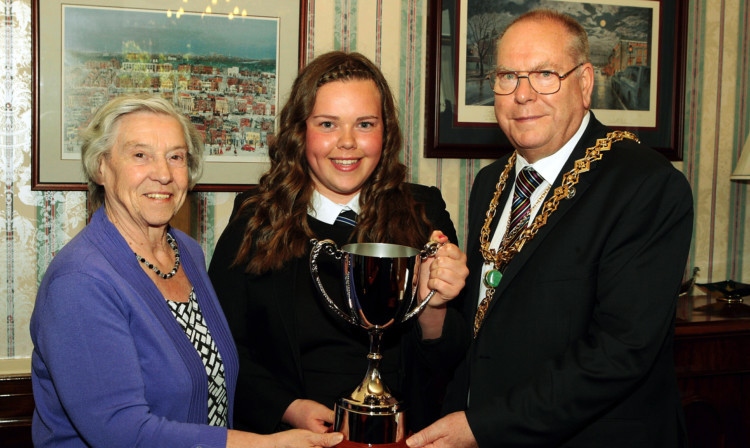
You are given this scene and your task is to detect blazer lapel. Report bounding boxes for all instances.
[272,257,305,382]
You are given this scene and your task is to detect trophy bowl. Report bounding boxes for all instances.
[310,239,440,446]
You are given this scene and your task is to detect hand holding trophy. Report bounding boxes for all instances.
[309,240,443,447]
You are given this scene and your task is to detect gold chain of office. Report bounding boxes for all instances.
[474,130,640,338]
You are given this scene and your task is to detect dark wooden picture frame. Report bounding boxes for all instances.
[31,0,307,192]
[425,0,687,160]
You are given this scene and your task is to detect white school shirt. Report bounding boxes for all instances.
[308,190,361,224]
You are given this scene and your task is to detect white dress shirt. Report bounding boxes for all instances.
[476,112,591,305]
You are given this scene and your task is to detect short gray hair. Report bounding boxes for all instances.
[80,93,204,209]
[500,9,591,65]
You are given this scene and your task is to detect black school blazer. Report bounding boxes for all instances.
[209,183,469,433]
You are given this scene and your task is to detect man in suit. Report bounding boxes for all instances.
[407,9,693,448]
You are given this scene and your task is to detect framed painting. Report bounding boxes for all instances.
[425,0,686,160]
[32,0,305,191]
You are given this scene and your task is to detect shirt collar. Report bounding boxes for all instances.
[516,111,591,185]
[308,190,361,225]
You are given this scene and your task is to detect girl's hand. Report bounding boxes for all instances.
[417,231,468,339]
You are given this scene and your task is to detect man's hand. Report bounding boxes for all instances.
[406,412,478,448]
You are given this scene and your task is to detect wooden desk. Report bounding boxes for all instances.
[0,374,33,448]
[675,294,750,448]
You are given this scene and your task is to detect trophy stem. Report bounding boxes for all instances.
[368,330,383,360]
[334,330,406,445]
[341,331,399,407]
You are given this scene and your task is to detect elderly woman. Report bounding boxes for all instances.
[30,94,342,448]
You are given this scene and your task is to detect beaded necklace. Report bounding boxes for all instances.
[134,233,181,280]
[474,131,639,338]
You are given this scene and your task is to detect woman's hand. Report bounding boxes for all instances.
[227,428,343,448]
[417,230,469,339]
[281,398,335,432]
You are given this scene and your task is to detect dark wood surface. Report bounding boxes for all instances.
[675,292,750,448]
[0,374,33,448]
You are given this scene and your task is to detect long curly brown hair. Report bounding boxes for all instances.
[234,51,431,274]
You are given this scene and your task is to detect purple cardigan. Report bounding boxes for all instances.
[30,208,239,448]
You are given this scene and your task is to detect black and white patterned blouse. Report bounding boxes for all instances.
[167,289,228,427]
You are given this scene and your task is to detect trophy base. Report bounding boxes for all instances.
[334,399,406,446]
[335,439,407,448]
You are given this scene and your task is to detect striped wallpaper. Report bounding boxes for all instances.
[1,0,748,371]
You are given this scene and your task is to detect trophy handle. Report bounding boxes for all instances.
[309,239,357,326]
[401,241,445,323]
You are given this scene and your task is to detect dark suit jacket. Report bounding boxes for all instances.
[444,115,693,447]
[209,183,468,434]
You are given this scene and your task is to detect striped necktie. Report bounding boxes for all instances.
[504,167,544,245]
[334,209,357,227]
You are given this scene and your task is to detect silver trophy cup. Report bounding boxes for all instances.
[309,239,441,446]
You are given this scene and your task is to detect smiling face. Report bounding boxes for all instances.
[494,18,594,163]
[305,79,383,204]
[98,111,189,234]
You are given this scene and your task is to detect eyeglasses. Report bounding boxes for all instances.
[492,63,584,95]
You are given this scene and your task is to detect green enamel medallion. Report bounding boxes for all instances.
[484,269,502,288]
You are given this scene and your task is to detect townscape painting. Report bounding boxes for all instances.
[425,0,686,160]
[62,7,278,162]
[458,0,658,128]
[33,0,303,190]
